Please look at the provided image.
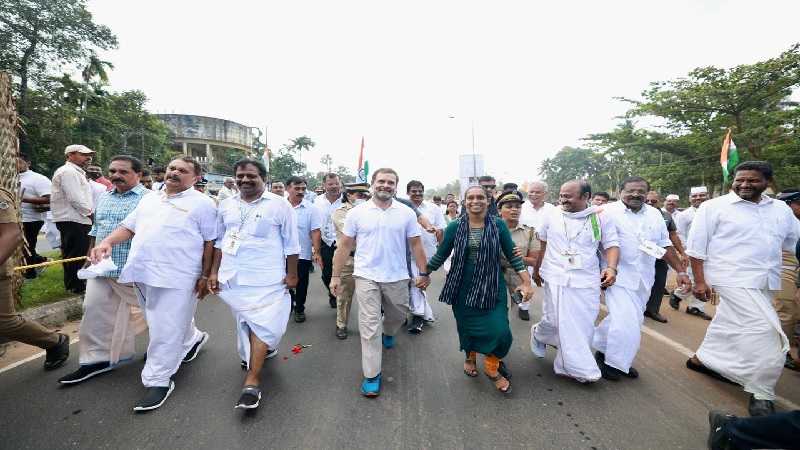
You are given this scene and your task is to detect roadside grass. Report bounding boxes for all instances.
[19,251,78,310]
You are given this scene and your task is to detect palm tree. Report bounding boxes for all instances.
[80,53,113,115]
[288,135,316,167]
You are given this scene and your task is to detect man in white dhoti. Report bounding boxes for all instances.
[208,159,300,410]
[531,180,620,384]
[669,186,713,320]
[594,177,690,381]
[91,156,217,412]
[329,168,430,397]
[406,180,445,333]
[686,161,798,416]
[60,156,150,384]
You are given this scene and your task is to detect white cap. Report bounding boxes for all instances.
[690,186,708,194]
[666,194,679,200]
[64,144,95,155]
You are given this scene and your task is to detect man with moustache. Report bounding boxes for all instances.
[51,144,96,294]
[59,156,150,384]
[531,180,620,383]
[593,177,690,381]
[90,156,217,411]
[406,180,445,332]
[686,162,797,416]
[591,191,610,206]
[207,159,300,409]
[670,186,713,320]
[139,170,154,190]
[329,168,430,397]
[662,194,681,220]
[520,181,555,231]
[315,173,343,308]
[285,176,322,323]
[270,181,285,198]
[216,177,237,201]
[151,167,166,191]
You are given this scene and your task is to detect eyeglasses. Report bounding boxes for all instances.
[622,189,648,196]
[482,185,496,190]
[645,199,659,204]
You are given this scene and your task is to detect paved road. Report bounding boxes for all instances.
[2,270,799,449]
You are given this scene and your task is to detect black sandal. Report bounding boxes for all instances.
[463,359,478,377]
[486,372,511,393]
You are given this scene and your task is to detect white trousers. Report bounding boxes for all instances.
[593,283,649,373]
[218,277,291,367]
[79,278,146,365]
[672,265,706,310]
[696,286,789,401]
[355,277,410,378]
[409,258,434,320]
[535,283,601,381]
[134,283,203,388]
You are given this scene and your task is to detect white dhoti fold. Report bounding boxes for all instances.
[409,259,434,321]
[218,277,291,366]
[79,277,147,365]
[134,283,203,388]
[593,283,649,373]
[696,286,789,401]
[534,283,601,382]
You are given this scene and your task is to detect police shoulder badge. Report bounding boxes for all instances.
[0,201,8,210]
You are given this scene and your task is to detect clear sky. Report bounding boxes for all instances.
[87,0,800,189]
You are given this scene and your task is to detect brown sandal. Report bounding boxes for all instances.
[463,359,478,377]
[486,372,511,393]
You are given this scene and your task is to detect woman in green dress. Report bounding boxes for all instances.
[427,186,535,393]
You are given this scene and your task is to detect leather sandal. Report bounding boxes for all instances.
[485,372,511,393]
[463,359,478,377]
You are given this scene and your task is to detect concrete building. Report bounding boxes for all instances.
[155,114,256,174]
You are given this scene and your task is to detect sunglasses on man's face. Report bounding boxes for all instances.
[645,199,659,204]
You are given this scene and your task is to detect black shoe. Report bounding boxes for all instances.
[622,366,639,378]
[785,353,800,372]
[240,348,278,369]
[408,315,424,333]
[748,394,775,417]
[498,361,512,380]
[644,311,668,323]
[686,358,738,385]
[662,288,670,296]
[707,410,735,450]
[686,307,712,320]
[518,309,530,321]
[133,381,175,411]
[235,386,261,409]
[329,297,337,308]
[59,362,112,384]
[668,293,681,310]
[294,312,306,323]
[182,332,209,362]
[44,333,70,371]
[335,327,347,339]
[595,351,620,381]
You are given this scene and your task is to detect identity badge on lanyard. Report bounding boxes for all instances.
[561,250,583,270]
[624,212,665,259]
[223,198,261,255]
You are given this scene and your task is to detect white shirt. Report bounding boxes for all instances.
[215,191,301,286]
[292,199,322,260]
[538,206,619,288]
[89,180,107,206]
[343,199,421,282]
[520,201,555,231]
[412,201,446,262]
[674,206,698,247]
[51,161,93,225]
[18,170,51,222]
[686,192,798,290]
[604,202,671,290]
[661,207,680,221]
[119,188,218,289]
[314,194,343,246]
[216,186,237,202]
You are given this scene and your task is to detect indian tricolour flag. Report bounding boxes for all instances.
[720,129,739,182]
[262,147,270,172]
[356,137,369,183]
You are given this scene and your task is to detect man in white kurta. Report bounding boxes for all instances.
[92,156,217,411]
[594,177,690,381]
[670,186,712,317]
[208,160,300,409]
[686,161,798,416]
[407,180,445,331]
[532,180,619,383]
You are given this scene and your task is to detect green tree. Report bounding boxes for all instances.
[287,135,316,167]
[269,146,306,184]
[320,153,333,173]
[0,0,118,120]
[538,146,606,201]
[427,179,462,200]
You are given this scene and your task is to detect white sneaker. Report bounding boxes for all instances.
[530,324,547,358]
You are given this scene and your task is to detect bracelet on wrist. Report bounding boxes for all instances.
[607,266,618,273]
[200,276,209,280]
[418,272,430,277]
[331,275,341,278]
[677,272,688,276]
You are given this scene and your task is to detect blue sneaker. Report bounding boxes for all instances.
[361,373,382,397]
[382,334,395,349]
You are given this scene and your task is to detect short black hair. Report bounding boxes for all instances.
[153,167,166,175]
[432,195,442,201]
[141,169,151,177]
[286,175,306,186]
[733,161,773,180]
[232,158,267,180]
[593,191,610,200]
[322,172,339,182]
[478,175,495,184]
[110,155,143,173]
[406,180,424,192]
[170,156,202,176]
[19,153,31,163]
[503,182,518,190]
[620,176,650,192]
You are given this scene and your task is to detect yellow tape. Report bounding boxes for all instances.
[14,256,87,271]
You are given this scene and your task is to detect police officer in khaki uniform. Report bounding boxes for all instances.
[496,190,540,321]
[331,182,370,339]
[0,187,70,370]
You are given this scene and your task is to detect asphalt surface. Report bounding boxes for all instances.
[2,269,799,449]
